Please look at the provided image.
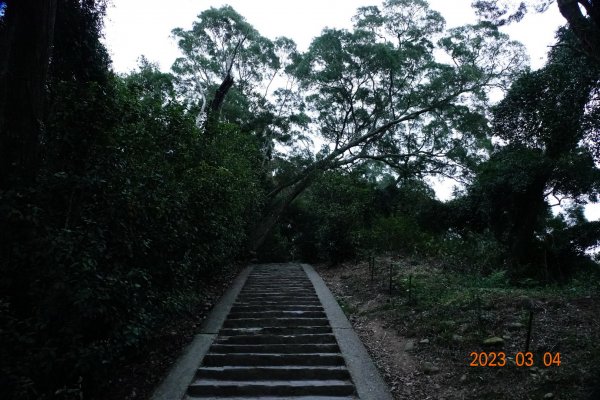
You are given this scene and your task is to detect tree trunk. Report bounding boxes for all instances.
[204,73,234,137]
[247,102,441,254]
[557,0,600,64]
[0,0,57,189]
[508,176,548,276]
[248,171,319,253]
[247,106,440,253]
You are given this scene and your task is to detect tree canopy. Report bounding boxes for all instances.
[169,0,528,250]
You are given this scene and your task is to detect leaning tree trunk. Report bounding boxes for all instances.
[245,88,440,253]
[248,171,319,253]
[0,0,57,189]
[203,73,234,137]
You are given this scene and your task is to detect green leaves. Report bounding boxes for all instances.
[171,6,304,162]
[494,32,599,158]
[291,0,527,186]
[171,5,276,114]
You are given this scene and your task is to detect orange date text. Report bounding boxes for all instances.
[469,352,561,367]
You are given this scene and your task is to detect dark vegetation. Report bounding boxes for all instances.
[0,0,599,399]
[0,1,263,398]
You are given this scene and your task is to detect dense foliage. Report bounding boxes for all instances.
[269,28,600,283]
[0,3,263,399]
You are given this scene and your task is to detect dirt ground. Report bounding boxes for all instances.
[317,257,600,400]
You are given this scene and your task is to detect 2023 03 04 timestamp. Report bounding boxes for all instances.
[469,352,561,367]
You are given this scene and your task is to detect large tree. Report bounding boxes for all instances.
[461,29,600,275]
[171,5,306,153]
[173,0,528,251]
[249,0,527,250]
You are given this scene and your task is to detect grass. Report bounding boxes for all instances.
[388,263,599,308]
[336,296,359,315]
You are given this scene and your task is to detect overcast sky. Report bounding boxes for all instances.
[103,0,565,73]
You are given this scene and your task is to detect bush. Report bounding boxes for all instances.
[434,231,508,274]
[0,67,264,399]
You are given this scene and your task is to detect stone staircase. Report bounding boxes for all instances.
[185,264,356,399]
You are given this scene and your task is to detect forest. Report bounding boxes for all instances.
[0,0,599,399]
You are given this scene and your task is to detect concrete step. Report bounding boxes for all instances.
[241,290,315,292]
[202,353,346,367]
[246,280,312,282]
[238,292,316,297]
[229,305,324,312]
[187,397,355,400]
[235,300,321,305]
[216,333,337,345]
[244,280,310,282]
[219,326,333,336]
[187,379,355,397]
[195,366,351,381]
[234,301,322,306]
[237,293,316,298]
[240,287,314,290]
[209,343,339,354]
[236,295,320,301]
[228,311,326,319]
[223,318,329,328]
[240,285,313,293]
[240,286,315,291]
[241,286,313,289]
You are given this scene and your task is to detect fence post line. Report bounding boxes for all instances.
[389,262,393,295]
[370,255,374,283]
[525,311,534,352]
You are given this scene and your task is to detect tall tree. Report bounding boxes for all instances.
[171,1,527,252]
[171,5,304,147]
[472,0,600,64]
[248,0,527,251]
[43,0,111,176]
[0,0,57,189]
[465,29,600,273]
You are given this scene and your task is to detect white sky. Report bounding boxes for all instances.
[102,0,600,220]
[103,0,564,73]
